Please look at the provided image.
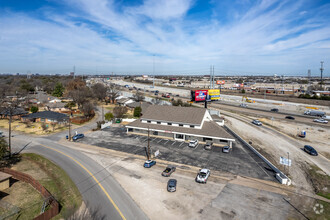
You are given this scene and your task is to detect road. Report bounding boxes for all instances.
[8,108,148,220]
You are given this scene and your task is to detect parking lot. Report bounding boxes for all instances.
[80,127,276,181]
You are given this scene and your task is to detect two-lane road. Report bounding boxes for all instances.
[11,134,148,220]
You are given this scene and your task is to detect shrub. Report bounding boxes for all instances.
[30,106,38,113]
[105,112,114,121]
[133,107,142,117]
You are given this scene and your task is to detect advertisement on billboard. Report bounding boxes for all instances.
[208,89,220,100]
[195,90,208,101]
[216,80,225,85]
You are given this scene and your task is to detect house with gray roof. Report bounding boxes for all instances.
[22,111,69,124]
[125,105,235,147]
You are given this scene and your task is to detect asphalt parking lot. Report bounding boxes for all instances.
[80,127,276,181]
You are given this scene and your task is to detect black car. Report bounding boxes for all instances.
[167,179,177,192]
[304,145,318,156]
[285,116,295,120]
[271,108,279,112]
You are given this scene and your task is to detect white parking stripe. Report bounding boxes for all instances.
[164,140,170,144]
[157,139,163,143]
[171,141,176,145]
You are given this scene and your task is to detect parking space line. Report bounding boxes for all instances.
[157,139,163,143]
[171,141,176,145]
[193,144,199,150]
[164,140,170,144]
[150,138,157,142]
[179,142,184,147]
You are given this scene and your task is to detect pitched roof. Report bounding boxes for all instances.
[126,120,234,140]
[0,108,28,116]
[126,102,151,113]
[22,111,68,121]
[141,105,206,125]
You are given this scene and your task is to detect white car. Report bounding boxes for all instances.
[313,118,328,124]
[222,146,230,153]
[196,169,210,184]
[252,120,262,126]
[188,140,199,148]
[239,104,248,108]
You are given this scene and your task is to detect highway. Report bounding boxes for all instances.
[8,110,148,220]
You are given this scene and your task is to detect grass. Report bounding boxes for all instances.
[305,164,330,199]
[2,153,82,219]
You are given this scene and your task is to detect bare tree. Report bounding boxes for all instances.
[113,106,128,118]
[107,84,120,104]
[82,101,95,118]
[91,83,107,101]
[151,97,161,105]
[65,79,91,108]
[132,91,145,102]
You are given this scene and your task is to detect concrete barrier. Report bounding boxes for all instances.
[224,125,291,185]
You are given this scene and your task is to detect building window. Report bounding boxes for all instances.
[157,121,161,124]
[179,124,183,127]
[153,131,158,135]
[168,123,172,125]
[147,120,151,123]
[128,128,133,132]
[175,134,184,139]
[190,125,194,128]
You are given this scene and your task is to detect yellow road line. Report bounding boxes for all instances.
[40,144,126,220]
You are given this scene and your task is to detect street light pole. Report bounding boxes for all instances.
[287,152,290,175]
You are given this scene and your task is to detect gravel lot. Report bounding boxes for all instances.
[79,126,276,182]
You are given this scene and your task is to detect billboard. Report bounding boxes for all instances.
[216,80,225,85]
[194,90,208,101]
[208,89,220,100]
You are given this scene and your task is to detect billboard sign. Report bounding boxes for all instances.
[195,90,208,101]
[216,80,225,85]
[208,89,220,100]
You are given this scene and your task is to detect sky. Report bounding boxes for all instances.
[0,0,330,76]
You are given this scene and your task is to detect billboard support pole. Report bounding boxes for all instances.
[204,100,207,109]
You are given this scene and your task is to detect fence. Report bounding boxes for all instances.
[224,125,291,185]
[0,168,60,220]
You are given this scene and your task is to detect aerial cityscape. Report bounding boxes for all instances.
[0,0,329,220]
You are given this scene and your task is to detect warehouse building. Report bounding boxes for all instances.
[125,105,235,147]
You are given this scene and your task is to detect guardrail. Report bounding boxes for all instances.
[224,125,291,185]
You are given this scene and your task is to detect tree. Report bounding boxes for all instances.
[64,101,76,110]
[52,82,65,97]
[81,101,95,118]
[133,106,142,117]
[241,89,246,94]
[113,106,128,118]
[132,91,145,102]
[50,122,57,131]
[65,79,91,108]
[30,106,38,113]
[41,123,48,132]
[0,137,9,159]
[107,84,120,104]
[92,83,107,101]
[104,112,114,121]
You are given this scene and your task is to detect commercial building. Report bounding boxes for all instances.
[125,105,235,147]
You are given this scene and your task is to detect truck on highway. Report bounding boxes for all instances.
[304,110,325,117]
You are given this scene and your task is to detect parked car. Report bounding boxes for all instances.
[204,142,213,150]
[0,131,4,138]
[162,166,176,177]
[144,160,156,168]
[72,133,84,141]
[167,179,177,192]
[304,145,318,156]
[188,140,199,148]
[239,103,248,108]
[252,120,262,126]
[270,108,279,112]
[196,169,210,184]
[313,118,328,124]
[222,146,230,153]
[285,116,295,120]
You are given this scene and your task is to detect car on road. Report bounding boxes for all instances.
[252,120,262,126]
[204,142,213,150]
[188,140,199,148]
[222,146,230,153]
[162,166,176,177]
[239,103,248,108]
[72,134,84,141]
[196,169,210,184]
[313,118,328,124]
[304,145,318,156]
[167,179,177,192]
[270,108,279,112]
[144,160,156,168]
[285,116,295,120]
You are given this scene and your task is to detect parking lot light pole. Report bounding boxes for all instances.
[287,152,290,175]
[147,127,151,160]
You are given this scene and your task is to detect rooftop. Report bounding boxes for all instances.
[22,111,68,121]
[141,105,207,125]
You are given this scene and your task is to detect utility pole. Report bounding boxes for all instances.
[287,152,290,175]
[8,109,12,156]
[320,61,324,89]
[147,127,151,160]
[68,116,72,141]
[102,105,104,121]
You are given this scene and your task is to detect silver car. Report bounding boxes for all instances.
[189,140,199,148]
[204,142,213,150]
[195,169,210,184]
[313,118,328,124]
[222,146,230,153]
[167,179,177,192]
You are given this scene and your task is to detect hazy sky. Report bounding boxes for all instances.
[0,0,329,76]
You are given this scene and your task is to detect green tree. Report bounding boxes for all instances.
[0,137,9,159]
[52,82,65,97]
[133,106,142,117]
[105,112,114,121]
[30,106,39,113]
[241,89,246,94]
